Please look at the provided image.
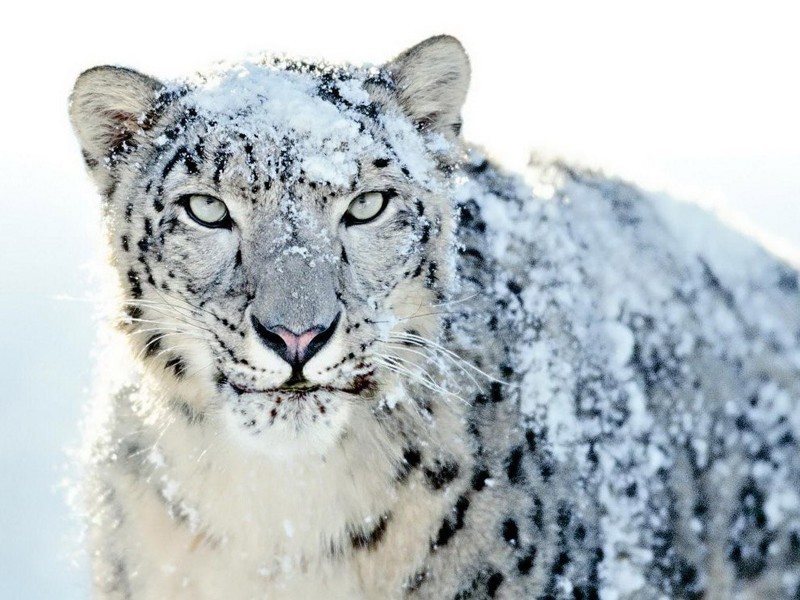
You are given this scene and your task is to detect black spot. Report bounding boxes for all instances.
[419,222,431,244]
[176,401,204,425]
[162,146,199,178]
[470,159,489,174]
[502,519,519,546]
[699,258,735,308]
[777,268,798,292]
[553,551,570,576]
[517,545,537,574]
[214,372,228,390]
[540,457,555,481]
[433,495,470,548]
[453,567,504,600]
[120,235,129,252]
[124,202,134,221]
[212,148,228,185]
[505,446,524,484]
[127,270,142,298]
[397,447,422,481]
[165,356,187,378]
[341,247,349,265]
[489,382,503,403]
[144,335,161,358]
[425,261,438,288]
[234,249,242,267]
[507,279,523,296]
[153,198,164,212]
[471,468,491,491]
[486,572,504,597]
[424,460,460,490]
[530,496,544,530]
[125,305,142,320]
[373,158,390,168]
[82,150,99,169]
[351,514,390,551]
[405,570,427,592]
[143,218,153,236]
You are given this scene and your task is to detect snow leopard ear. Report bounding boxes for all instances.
[387,35,471,137]
[69,66,162,185]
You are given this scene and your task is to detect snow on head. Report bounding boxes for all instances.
[167,58,445,190]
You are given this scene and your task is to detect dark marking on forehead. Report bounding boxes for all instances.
[212,147,228,185]
[373,157,390,169]
[162,146,199,179]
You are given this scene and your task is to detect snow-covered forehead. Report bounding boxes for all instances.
[169,61,447,188]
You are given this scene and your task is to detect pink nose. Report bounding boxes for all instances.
[250,313,341,370]
[273,327,323,364]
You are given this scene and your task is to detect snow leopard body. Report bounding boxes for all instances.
[69,36,800,599]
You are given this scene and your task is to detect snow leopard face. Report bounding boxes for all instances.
[70,37,470,456]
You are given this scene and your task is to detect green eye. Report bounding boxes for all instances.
[184,194,231,228]
[344,191,392,225]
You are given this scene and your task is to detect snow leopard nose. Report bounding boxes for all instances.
[251,312,341,370]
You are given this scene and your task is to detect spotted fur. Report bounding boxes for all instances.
[70,36,800,599]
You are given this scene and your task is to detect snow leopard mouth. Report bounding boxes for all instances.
[226,372,377,398]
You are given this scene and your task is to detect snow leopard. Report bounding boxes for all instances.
[69,36,800,599]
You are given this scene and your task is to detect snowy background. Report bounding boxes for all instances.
[0,1,797,597]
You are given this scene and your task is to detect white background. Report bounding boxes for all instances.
[0,1,797,597]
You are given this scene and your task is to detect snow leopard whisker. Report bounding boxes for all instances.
[153,286,230,323]
[123,301,210,330]
[133,332,177,363]
[374,354,466,405]
[126,291,213,325]
[124,304,213,335]
[431,292,481,307]
[389,331,509,385]
[383,341,485,393]
[130,294,211,329]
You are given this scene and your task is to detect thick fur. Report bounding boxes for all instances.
[70,37,800,599]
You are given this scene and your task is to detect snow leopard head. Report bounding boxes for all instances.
[70,36,470,456]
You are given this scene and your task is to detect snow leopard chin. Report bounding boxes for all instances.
[219,385,358,458]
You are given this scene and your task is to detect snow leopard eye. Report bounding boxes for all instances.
[183,194,231,228]
[344,191,393,225]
